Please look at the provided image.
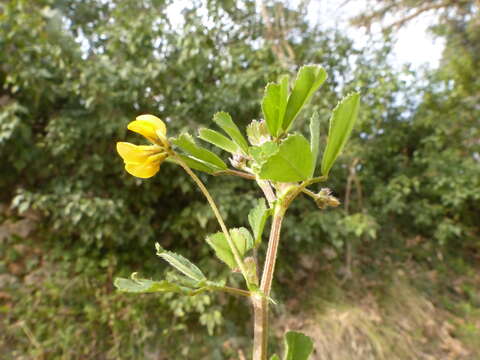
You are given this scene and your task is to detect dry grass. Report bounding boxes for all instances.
[274,277,475,360]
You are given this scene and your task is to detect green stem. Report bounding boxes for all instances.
[172,153,250,284]
[301,188,317,199]
[251,180,328,360]
[280,176,328,208]
[213,169,256,179]
[217,286,251,297]
[212,169,276,206]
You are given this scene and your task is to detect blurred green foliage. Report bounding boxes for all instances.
[1,0,479,358]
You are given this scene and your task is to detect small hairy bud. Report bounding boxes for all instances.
[229,153,247,169]
[326,196,340,207]
[246,119,271,145]
[314,188,340,209]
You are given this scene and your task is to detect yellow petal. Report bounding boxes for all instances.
[116,142,159,163]
[135,114,166,134]
[125,161,160,178]
[127,114,166,144]
[146,152,168,164]
[127,121,158,143]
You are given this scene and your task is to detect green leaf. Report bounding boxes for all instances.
[248,198,270,247]
[259,134,314,182]
[270,355,280,360]
[249,141,279,166]
[283,65,327,131]
[114,274,183,294]
[206,232,232,268]
[262,75,289,137]
[165,271,205,289]
[321,92,360,176]
[172,133,227,170]
[284,331,314,360]
[169,154,218,174]
[213,112,249,153]
[309,111,320,169]
[230,227,254,251]
[206,228,253,270]
[244,256,259,286]
[155,245,207,282]
[198,128,239,154]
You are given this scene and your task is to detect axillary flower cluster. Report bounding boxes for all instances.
[116,114,170,178]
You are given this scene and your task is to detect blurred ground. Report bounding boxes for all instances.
[2,209,479,359]
[274,270,480,360]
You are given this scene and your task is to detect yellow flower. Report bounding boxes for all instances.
[117,114,169,178]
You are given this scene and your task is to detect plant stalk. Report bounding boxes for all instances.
[252,293,269,360]
[173,154,250,284]
[260,206,285,295]
[252,204,286,360]
[256,178,276,206]
[214,169,256,179]
[217,286,251,297]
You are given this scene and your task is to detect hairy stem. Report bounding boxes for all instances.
[253,204,286,360]
[252,294,269,360]
[213,169,256,179]
[260,205,285,296]
[173,154,250,284]
[256,178,276,206]
[217,286,251,297]
[252,180,328,358]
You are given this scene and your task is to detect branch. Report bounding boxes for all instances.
[172,153,250,285]
[350,0,452,31]
[213,169,256,180]
[212,168,276,206]
[256,179,276,206]
[388,2,451,29]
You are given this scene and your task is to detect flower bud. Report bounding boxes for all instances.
[246,119,271,145]
[229,153,247,169]
[314,188,340,209]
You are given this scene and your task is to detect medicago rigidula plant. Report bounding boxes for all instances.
[114,65,360,360]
